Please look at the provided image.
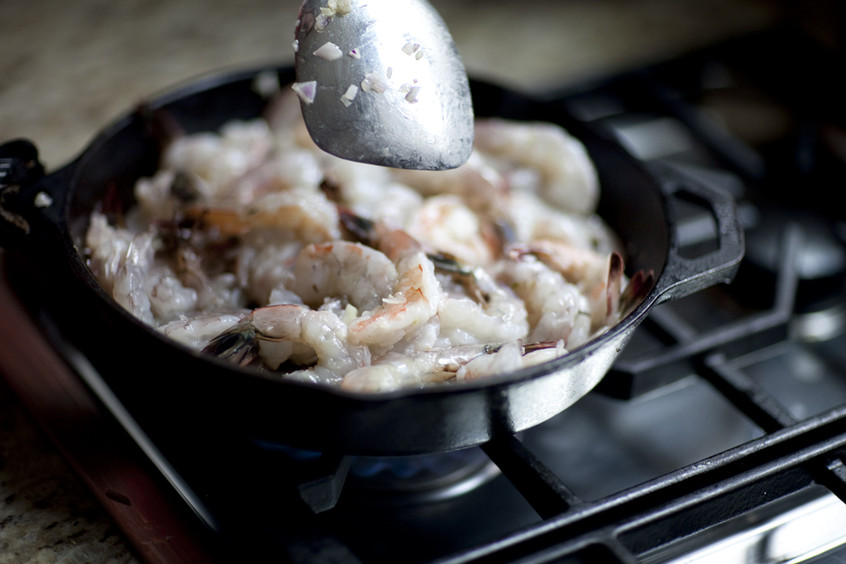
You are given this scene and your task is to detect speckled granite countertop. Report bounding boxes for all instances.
[0,0,813,561]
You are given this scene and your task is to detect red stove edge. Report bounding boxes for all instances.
[0,253,220,564]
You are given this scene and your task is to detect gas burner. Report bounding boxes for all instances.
[345,448,500,505]
[252,441,500,510]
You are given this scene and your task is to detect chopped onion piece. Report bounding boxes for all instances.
[291,81,318,105]
[34,192,53,208]
[328,0,352,15]
[348,48,361,59]
[315,13,332,31]
[340,84,359,107]
[313,41,343,61]
[405,85,420,103]
[361,72,388,94]
[402,42,422,56]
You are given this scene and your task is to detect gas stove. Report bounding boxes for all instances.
[5,26,846,563]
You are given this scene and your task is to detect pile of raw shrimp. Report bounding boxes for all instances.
[85,85,648,393]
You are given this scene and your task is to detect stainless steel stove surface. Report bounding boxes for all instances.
[7,26,846,564]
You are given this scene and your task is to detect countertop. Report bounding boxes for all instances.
[0,0,826,561]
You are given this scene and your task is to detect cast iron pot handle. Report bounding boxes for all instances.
[648,160,745,306]
[0,139,70,252]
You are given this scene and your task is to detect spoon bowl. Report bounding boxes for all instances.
[293,0,474,170]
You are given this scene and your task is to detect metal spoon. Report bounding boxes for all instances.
[292,0,474,170]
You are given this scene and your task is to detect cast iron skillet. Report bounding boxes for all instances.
[0,65,743,456]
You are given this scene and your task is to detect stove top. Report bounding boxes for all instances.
[5,26,846,564]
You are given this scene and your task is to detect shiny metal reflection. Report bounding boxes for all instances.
[293,0,474,170]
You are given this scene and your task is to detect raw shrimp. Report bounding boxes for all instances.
[456,340,567,382]
[339,212,444,348]
[406,194,498,266]
[511,240,653,329]
[203,303,370,385]
[508,240,622,329]
[220,149,324,206]
[87,212,238,323]
[132,169,189,225]
[183,187,341,242]
[160,312,248,350]
[235,239,304,305]
[162,119,273,200]
[511,239,612,286]
[344,338,570,391]
[341,345,491,392]
[315,152,426,228]
[506,191,618,254]
[86,212,158,324]
[172,244,243,313]
[474,118,599,215]
[292,240,398,311]
[341,352,453,392]
[84,94,647,392]
[497,252,593,347]
[391,150,508,214]
[350,242,442,348]
[431,253,529,345]
[147,268,201,322]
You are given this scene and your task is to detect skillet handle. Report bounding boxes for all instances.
[648,161,745,305]
[0,139,69,252]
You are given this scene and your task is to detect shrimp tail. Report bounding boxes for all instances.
[605,251,625,322]
[202,320,260,366]
[338,206,376,244]
[619,268,654,318]
[428,251,489,304]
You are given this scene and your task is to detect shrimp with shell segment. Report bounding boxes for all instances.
[508,240,621,329]
[474,118,599,215]
[497,252,592,348]
[203,303,370,385]
[339,211,443,348]
[390,151,509,216]
[406,194,500,267]
[160,311,249,350]
[182,187,340,243]
[430,252,529,345]
[292,240,398,312]
[342,344,491,392]
[510,240,653,329]
[235,237,304,305]
[86,212,160,325]
[456,340,567,383]
[343,339,568,392]
[162,119,274,201]
[505,191,619,255]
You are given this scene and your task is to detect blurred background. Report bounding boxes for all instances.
[0,0,843,562]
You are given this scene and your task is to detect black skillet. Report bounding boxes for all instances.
[0,65,743,455]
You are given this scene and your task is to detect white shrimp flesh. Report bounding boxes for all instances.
[83,88,653,392]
